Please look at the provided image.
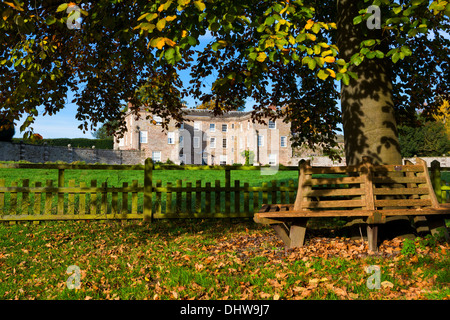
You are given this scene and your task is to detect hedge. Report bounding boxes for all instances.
[11,138,114,149]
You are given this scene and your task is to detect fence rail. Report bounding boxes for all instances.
[1,158,450,223]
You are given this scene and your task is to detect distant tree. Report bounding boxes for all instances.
[240,149,255,166]
[398,118,450,157]
[196,98,245,111]
[92,121,118,140]
[432,98,450,136]
[91,122,114,140]
[0,118,15,142]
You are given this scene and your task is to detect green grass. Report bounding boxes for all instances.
[0,219,448,300]
[0,166,298,187]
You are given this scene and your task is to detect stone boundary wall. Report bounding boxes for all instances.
[0,141,145,165]
[2,141,450,167]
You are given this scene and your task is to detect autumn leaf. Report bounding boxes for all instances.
[305,19,314,30]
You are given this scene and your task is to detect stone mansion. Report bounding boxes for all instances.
[113,108,292,166]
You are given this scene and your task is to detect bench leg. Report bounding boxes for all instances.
[271,223,291,248]
[367,224,378,252]
[289,219,308,249]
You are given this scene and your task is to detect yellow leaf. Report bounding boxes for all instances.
[164,38,176,46]
[4,1,24,11]
[156,19,166,31]
[181,30,188,37]
[165,15,177,22]
[328,22,337,29]
[158,4,165,12]
[326,68,336,78]
[305,19,314,30]
[151,37,166,49]
[306,33,317,41]
[324,56,335,63]
[256,52,267,62]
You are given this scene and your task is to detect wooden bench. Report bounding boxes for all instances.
[254,157,450,251]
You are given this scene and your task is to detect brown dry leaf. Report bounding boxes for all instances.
[273,293,280,300]
[333,287,347,297]
[381,281,394,289]
[260,292,271,299]
[348,293,359,299]
[300,289,312,298]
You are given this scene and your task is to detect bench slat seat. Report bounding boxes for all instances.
[254,157,450,251]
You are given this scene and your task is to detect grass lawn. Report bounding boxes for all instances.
[0,166,299,187]
[0,219,448,300]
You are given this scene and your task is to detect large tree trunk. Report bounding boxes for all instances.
[336,0,416,245]
[337,0,402,166]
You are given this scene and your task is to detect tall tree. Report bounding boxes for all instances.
[1,0,449,166]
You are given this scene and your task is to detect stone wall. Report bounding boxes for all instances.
[2,141,450,168]
[0,141,145,165]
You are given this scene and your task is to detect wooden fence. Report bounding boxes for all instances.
[1,158,450,223]
[0,159,299,222]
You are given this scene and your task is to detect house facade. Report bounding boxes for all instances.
[114,108,292,165]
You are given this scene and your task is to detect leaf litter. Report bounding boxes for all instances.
[0,220,448,300]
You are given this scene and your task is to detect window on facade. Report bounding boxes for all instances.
[193,137,200,149]
[210,123,215,132]
[210,137,216,148]
[220,155,227,166]
[179,135,184,147]
[168,132,175,145]
[194,121,201,131]
[231,123,234,129]
[179,123,184,130]
[223,138,227,149]
[258,135,264,147]
[222,124,227,132]
[269,154,277,166]
[152,151,162,163]
[268,120,276,129]
[280,136,287,147]
[140,131,148,144]
[153,116,162,125]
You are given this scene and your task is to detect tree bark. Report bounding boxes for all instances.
[337,0,402,166]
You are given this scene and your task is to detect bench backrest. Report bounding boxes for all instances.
[293,157,439,212]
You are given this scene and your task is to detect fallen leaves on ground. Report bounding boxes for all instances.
[0,220,448,300]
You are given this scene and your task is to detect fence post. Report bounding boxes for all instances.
[431,160,442,203]
[57,168,65,215]
[144,158,153,222]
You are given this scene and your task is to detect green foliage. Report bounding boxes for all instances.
[240,149,255,166]
[0,118,15,142]
[0,0,449,158]
[398,120,450,157]
[12,138,114,149]
[401,238,417,256]
[91,123,115,140]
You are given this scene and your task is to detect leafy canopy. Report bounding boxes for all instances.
[0,0,449,157]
